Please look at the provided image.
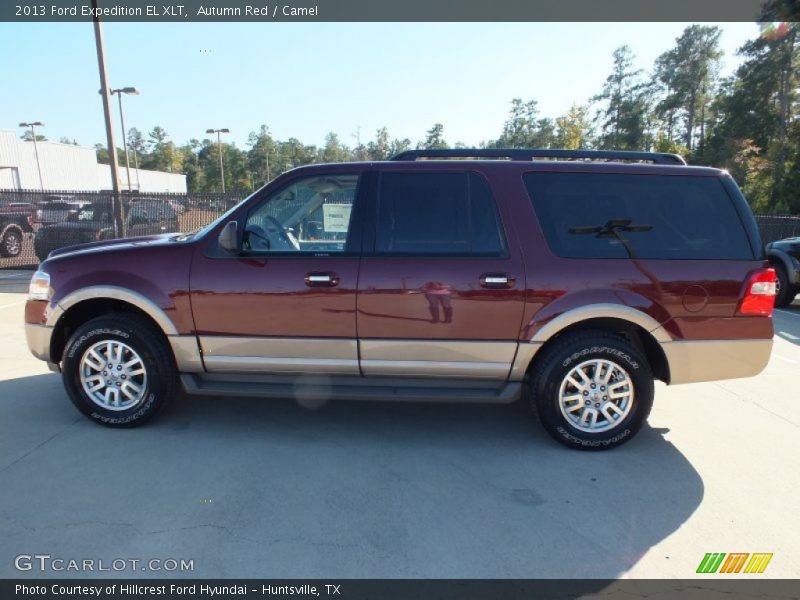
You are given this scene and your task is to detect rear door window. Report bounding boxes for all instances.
[374,172,506,256]
[523,172,753,260]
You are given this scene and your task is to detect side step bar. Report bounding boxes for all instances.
[180,373,521,404]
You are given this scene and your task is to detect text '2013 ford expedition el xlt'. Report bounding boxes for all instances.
[25,149,776,449]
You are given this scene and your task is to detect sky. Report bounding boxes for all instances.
[0,22,762,151]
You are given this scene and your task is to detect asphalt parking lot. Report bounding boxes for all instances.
[0,269,798,579]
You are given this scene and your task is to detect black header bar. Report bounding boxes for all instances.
[1,0,795,22]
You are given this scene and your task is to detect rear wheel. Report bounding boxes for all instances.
[774,264,796,307]
[528,330,654,450]
[1,227,22,258]
[61,313,178,427]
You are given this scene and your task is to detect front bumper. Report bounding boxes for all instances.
[25,322,53,362]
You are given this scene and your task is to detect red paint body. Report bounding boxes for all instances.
[28,161,773,349]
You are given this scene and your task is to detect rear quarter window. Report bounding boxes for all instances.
[523,172,753,260]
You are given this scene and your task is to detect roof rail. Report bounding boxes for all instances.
[391,148,687,165]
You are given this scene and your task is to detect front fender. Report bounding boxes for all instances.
[48,283,179,335]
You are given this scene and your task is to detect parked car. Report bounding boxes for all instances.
[0,204,35,257]
[24,149,776,449]
[124,198,179,237]
[766,236,800,307]
[33,198,178,262]
[34,196,92,226]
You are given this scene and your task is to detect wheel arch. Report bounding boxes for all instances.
[767,248,795,280]
[516,305,672,384]
[48,287,178,364]
[1,223,24,237]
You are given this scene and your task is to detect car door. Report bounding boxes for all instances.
[356,170,526,379]
[189,171,364,375]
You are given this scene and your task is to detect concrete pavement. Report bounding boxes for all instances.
[0,271,798,579]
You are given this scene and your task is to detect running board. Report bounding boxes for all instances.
[180,373,521,404]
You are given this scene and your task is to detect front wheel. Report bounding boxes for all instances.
[61,313,179,427]
[528,331,654,450]
[1,227,22,257]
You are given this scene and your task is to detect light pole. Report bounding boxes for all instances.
[206,128,230,193]
[111,87,139,191]
[131,142,141,189]
[92,0,125,238]
[19,121,44,190]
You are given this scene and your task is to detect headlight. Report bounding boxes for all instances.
[28,270,51,301]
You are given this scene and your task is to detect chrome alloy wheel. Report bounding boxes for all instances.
[79,340,148,411]
[558,359,634,433]
[4,232,21,255]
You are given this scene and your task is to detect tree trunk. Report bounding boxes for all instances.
[771,29,796,207]
[699,97,706,153]
[686,89,697,150]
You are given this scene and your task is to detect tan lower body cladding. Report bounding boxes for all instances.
[173,335,773,385]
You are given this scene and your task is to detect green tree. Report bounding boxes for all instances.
[654,25,723,151]
[127,128,146,158]
[593,46,650,150]
[319,132,351,163]
[419,123,448,149]
[141,126,182,174]
[367,127,391,160]
[20,130,46,142]
[555,105,591,149]
[496,99,542,147]
[247,125,278,185]
[389,137,412,156]
[180,140,204,192]
[94,143,125,165]
[703,24,799,212]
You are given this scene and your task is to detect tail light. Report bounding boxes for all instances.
[737,268,777,316]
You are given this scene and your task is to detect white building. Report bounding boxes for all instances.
[0,129,187,193]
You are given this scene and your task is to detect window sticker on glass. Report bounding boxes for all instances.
[323,204,352,233]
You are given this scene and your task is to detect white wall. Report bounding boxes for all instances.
[96,164,187,194]
[0,129,186,193]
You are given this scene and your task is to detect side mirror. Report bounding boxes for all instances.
[218,220,239,253]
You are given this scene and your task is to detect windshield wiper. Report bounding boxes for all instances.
[569,219,652,259]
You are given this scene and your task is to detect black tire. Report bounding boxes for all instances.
[774,264,796,308]
[61,312,178,427]
[528,330,654,450]
[1,227,23,258]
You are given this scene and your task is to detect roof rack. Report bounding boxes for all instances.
[391,148,687,165]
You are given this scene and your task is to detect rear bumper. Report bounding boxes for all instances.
[661,338,773,385]
[25,322,53,362]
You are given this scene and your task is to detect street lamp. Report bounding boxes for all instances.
[111,87,139,191]
[206,128,230,193]
[19,121,45,190]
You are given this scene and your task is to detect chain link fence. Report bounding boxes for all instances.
[0,189,245,268]
[754,215,800,246]
[2,188,799,269]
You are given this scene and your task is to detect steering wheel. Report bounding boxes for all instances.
[244,225,270,251]
[263,216,300,251]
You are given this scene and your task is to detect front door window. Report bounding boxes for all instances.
[244,174,359,254]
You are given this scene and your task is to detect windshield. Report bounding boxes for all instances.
[178,191,255,241]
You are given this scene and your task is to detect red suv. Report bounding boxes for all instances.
[24,149,776,449]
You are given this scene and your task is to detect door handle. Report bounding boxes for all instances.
[304,272,340,287]
[480,273,516,289]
